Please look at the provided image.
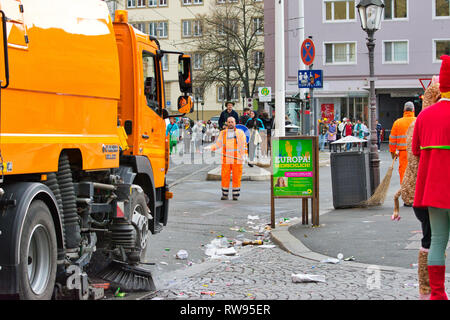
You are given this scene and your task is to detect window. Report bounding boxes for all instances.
[324,42,356,64]
[143,52,160,113]
[253,17,263,35]
[383,41,408,63]
[217,0,225,3]
[434,39,450,62]
[148,0,157,7]
[435,0,450,17]
[194,87,204,102]
[253,51,264,68]
[133,23,146,33]
[162,55,169,71]
[384,0,407,20]
[193,20,202,36]
[182,20,192,37]
[159,0,168,6]
[127,0,136,8]
[193,0,203,4]
[164,82,171,108]
[218,86,239,102]
[193,53,203,70]
[324,0,355,22]
[157,21,168,38]
[148,22,157,36]
[137,0,146,7]
[183,0,192,5]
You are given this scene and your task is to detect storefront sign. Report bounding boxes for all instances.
[321,104,334,121]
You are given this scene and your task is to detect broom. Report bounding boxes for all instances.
[360,154,398,207]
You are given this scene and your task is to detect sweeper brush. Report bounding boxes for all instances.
[96,260,156,292]
[359,154,398,207]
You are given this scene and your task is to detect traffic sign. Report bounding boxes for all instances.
[301,39,315,66]
[419,78,432,91]
[258,86,272,102]
[298,70,323,89]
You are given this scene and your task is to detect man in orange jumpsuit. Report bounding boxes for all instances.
[210,117,247,200]
[389,101,416,184]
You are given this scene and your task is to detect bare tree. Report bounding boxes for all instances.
[186,0,264,102]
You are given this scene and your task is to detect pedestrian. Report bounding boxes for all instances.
[392,77,441,300]
[260,111,271,157]
[327,120,337,152]
[344,119,353,151]
[212,123,220,143]
[166,116,179,154]
[389,101,416,184]
[376,120,382,151]
[354,119,364,139]
[209,117,248,201]
[239,107,251,125]
[218,101,239,130]
[245,110,265,165]
[205,120,214,143]
[182,119,192,154]
[412,55,450,300]
[318,119,327,151]
[361,121,370,148]
[192,120,203,153]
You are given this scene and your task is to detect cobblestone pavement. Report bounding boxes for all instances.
[137,244,426,301]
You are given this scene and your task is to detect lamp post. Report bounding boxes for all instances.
[201,101,204,121]
[241,87,246,113]
[195,93,199,121]
[357,0,384,194]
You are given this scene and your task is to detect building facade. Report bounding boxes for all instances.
[264,0,450,134]
[108,0,265,122]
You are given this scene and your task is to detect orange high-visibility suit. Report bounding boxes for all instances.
[389,110,416,183]
[211,128,248,199]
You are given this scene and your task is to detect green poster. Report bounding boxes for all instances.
[272,138,314,197]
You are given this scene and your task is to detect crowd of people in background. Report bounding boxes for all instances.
[318,117,384,152]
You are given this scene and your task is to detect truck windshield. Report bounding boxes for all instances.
[142,51,160,113]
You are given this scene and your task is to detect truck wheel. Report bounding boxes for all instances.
[18,200,57,300]
[130,189,150,262]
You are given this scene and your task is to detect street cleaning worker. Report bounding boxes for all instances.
[166,116,179,154]
[392,78,441,300]
[389,101,416,184]
[413,55,450,300]
[209,116,247,201]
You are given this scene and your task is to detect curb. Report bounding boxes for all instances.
[270,221,418,275]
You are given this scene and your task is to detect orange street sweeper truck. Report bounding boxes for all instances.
[0,0,194,299]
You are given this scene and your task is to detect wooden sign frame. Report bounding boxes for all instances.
[270,136,319,227]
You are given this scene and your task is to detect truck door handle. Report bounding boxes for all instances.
[142,134,149,139]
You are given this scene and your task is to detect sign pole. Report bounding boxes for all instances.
[275,0,285,137]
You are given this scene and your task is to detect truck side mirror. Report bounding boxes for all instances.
[178,54,192,94]
[177,95,193,114]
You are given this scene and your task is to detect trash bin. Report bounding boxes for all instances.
[330,151,371,209]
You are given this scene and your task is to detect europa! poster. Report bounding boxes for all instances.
[272,138,314,197]
[321,104,335,121]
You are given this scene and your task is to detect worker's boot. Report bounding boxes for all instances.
[418,249,431,300]
[221,188,229,200]
[428,265,448,300]
[232,188,240,201]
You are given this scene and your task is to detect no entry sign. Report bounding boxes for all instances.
[301,38,315,66]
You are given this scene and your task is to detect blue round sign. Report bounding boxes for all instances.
[236,124,250,143]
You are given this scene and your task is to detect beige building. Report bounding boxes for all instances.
[108,0,264,121]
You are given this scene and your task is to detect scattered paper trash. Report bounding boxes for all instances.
[337,253,344,260]
[176,250,189,260]
[258,245,276,249]
[321,257,340,264]
[215,247,237,256]
[344,256,356,261]
[160,261,168,265]
[114,287,126,298]
[201,291,216,296]
[292,273,326,283]
[247,215,260,220]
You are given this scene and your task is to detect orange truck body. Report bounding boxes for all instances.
[0,0,192,299]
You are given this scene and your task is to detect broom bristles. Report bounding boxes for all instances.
[360,156,397,207]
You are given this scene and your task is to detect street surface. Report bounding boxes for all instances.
[105,142,449,301]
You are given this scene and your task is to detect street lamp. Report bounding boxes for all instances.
[241,87,246,113]
[195,93,199,121]
[357,0,384,194]
[201,101,204,121]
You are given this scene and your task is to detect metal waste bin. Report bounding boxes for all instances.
[330,151,371,209]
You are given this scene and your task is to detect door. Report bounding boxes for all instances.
[139,49,166,188]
